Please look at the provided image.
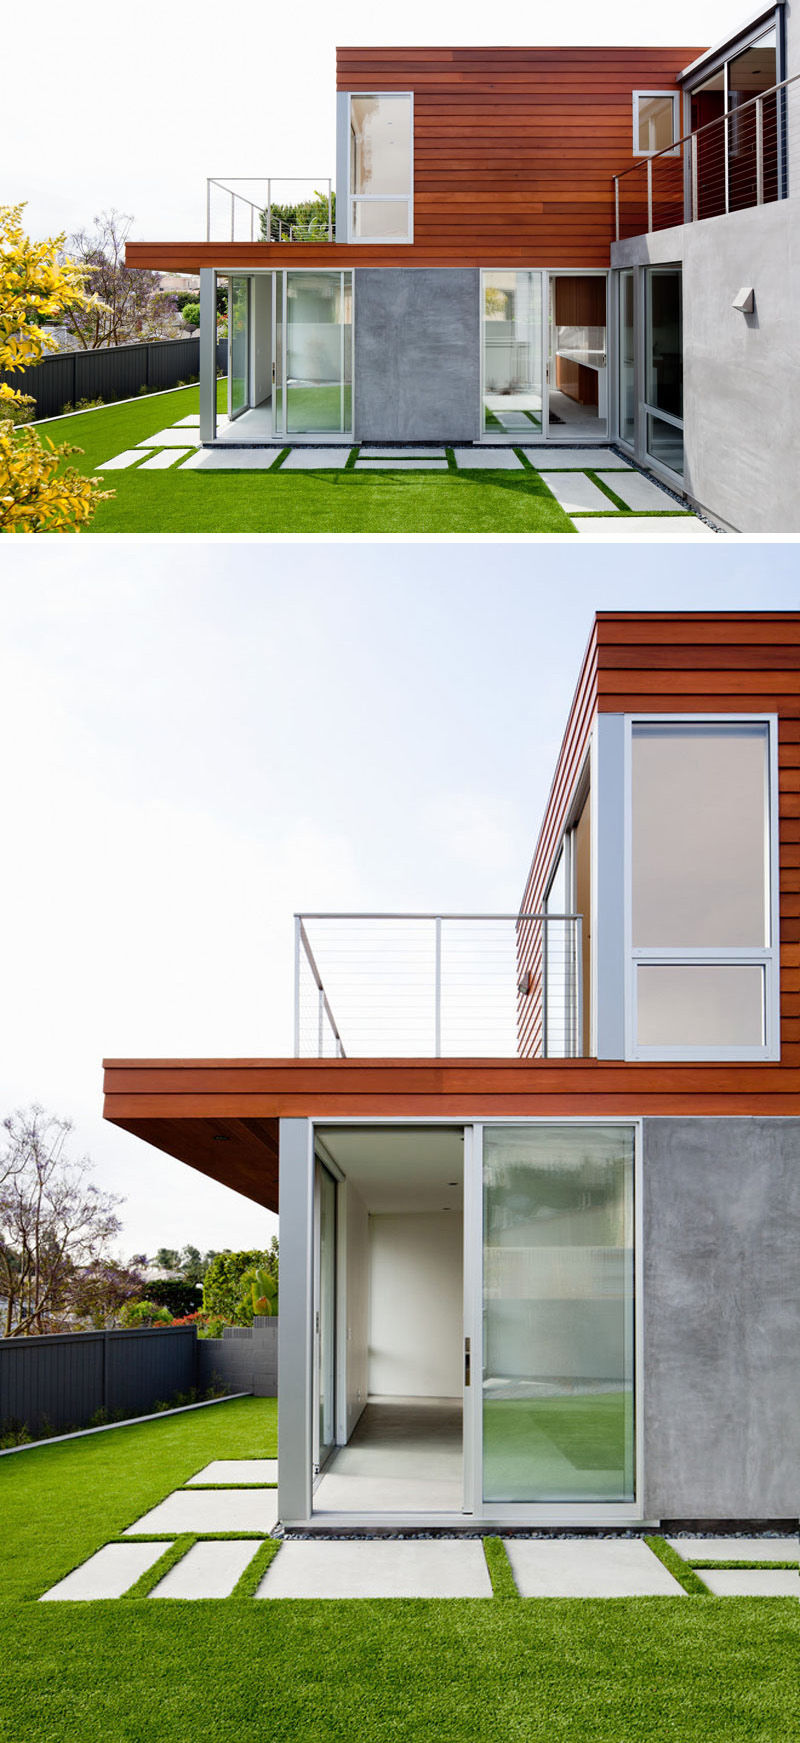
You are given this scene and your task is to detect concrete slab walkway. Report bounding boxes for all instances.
[187,1459,278,1485]
[124,1488,278,1535]
[701,1568,800,1596]
[150,1540,262,1599]
[256,1539,492,1599]
[504,1539,686,1598]
[667,1536,799,1562]
[41,1542,170,1602]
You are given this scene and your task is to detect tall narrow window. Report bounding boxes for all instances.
[349,94,412,241]
[645,268,683,476]
[629,720,777,1058]
[633,91,680,155]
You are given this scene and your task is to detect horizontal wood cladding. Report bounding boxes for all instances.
[337,45,700,265]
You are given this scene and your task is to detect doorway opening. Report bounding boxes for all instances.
[312,1126,466,1517]
[547,275,608,438]
[214,269,353,442]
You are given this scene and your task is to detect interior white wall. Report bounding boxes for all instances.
[337,1180,370,1441]
[368,1212,463,1398]
[251,275,272,406]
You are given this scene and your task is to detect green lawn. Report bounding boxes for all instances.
[1,1396,796,1743]
[33,384,575,534]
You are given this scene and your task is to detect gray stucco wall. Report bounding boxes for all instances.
[611,196,800,532]
[354,269,480,441]
[642,1117,800,1520]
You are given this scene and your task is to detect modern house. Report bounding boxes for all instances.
[103,611,800,1534]
[125,8,800,530]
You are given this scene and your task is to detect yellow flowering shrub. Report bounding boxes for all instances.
[0,203,112,531]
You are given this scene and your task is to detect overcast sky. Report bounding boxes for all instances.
[12,0,743,242]
[1,541,798,1260]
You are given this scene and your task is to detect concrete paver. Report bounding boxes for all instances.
[256,1538,492,1599]
[504,1538,686,1598]
[41,1542,170,1602]
[354,459,448,470]
[187,1459,278,1486]
[278,448,352,469]
[667,1536,799,1563]
[124,1488,278,1535]
[96,450,149,470]
[136,429,203,447]
[358,448,446,459]
[137,448,193,469]
[150,1539,262,1598]
[572,516,713,538]
[179,448,283,470]
[596,470,680,510]
[453,449,523,469]
[540,473,618,513]
[522,448,631,469]
[701,1568,800,1596]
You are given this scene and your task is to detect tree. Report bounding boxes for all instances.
[0,203,112,532]
[203,1240,279,1324]
[66,1258,147,1329]
[0,1107,123,1336]
[260,191,335,242]
[153,1247,180,1272]
[58,211,177,350]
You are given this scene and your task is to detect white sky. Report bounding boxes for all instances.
[11,0,744,242]
[1,540,798,1259]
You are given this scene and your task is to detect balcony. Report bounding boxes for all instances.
[294,913,585,1060]
[206,178,333,243]
[614,72,797,241]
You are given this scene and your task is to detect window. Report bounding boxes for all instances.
[627,718,778,1059]
[348,93,413,241]
[633,91,680,156]
[644,267,683,476]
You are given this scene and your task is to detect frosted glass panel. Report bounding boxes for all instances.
[482,1124,635,1503]
[229,276,249,418]
[637,964,764,1048]
[483,270,543,435]
[350,95,412,195]
[632,724,769,947]
[351,201,409,239]
[286,272,352,434]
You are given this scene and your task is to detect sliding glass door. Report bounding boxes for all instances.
[228,275,250,420]
[482,270,543,435]
[313,1160,337,1474]
[477,1123,637,1511]
[273,271,353,438]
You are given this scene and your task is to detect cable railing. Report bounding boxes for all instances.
[206,178,333,244]
[614,72,797,240]
[294,913,585,1060]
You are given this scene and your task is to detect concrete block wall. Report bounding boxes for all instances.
[196,1317,278,1398]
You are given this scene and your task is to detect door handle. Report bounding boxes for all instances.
[464,1337,471,1387]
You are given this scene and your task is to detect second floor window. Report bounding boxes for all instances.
[632,91,680,156]
[349,93,413,241]
[627,718,778,1059]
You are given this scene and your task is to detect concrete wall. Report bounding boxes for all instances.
[369,1212,463,1397]
[642,1117,800,1519]
[612,196,800,532]
[354,269,480,441]
[196,1317,278,1398]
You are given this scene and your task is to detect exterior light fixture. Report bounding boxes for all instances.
[732,286,755,313]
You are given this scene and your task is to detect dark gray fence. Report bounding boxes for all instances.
[196,1318,278,1401]
[2,337,227,421]
[0,1326,197,1437]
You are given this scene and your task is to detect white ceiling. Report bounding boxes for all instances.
[316,1125,464,1214]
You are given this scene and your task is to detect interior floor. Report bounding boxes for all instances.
[217,400,273,442]
[547,388,606,434]
[314,1397,463,1515]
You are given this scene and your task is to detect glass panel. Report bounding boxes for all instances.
[274,275,283,433]
[351,200,409,239]
[350,95,412,196]
[483,1124,635,1503]
[544,849,569,1058]
[549,276,607,438]
[318,1165,336,1462]
[619,270,635,445]
[483,271,543,435]
[728,29,779,209]
[637,964,765,1048]
[229,276,249,418]
[646,412,683,475]
[637,94,676,153]
[646,270,682,419]
[286,272,352,434]
[632,723,769,948]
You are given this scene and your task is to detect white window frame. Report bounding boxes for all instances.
[346,90,414,244]
[623,713,780,1062]
[632,90,681,157]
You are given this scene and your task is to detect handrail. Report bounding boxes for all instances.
[614,71,797,237]
[206,178,333,244]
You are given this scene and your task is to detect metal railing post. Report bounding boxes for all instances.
[434,917,442,1057]
[575,916,584,1059]
[328,180,333,242]
[267,180,272,244]
[293,915,301,1057]
[647,157,653,232]
[230,191,235,243]
[690,135,698,221]
[206,179,212,242]
[614,177,619,241]
[756,95,764,204]
[541,917,548,1058]
[318,987,325,1057]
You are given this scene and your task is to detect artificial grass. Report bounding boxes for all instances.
[1,1394,276,1601]
[29,385,576,535]
[123,1534,197,1600]
[1,1599,797,1743]
[483,1534,519,1599]
[645,1535,712,1597]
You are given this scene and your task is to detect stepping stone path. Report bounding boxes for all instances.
[453,448,523,469]
[256,1538,493,1600]
[522,448,631,469]
[700,1568,799,1597]
[504,1538,686,1598]
[595,470,678,510]
[123,1488,278,1535]
[187,1458,278,1485]
[41,1542,169,1602]
[539,472,617,513]
[150,1539,263,1599]
[666,1536,798,1561]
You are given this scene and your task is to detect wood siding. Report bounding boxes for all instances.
[521,612,800,1064]
[126,44,702,272]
